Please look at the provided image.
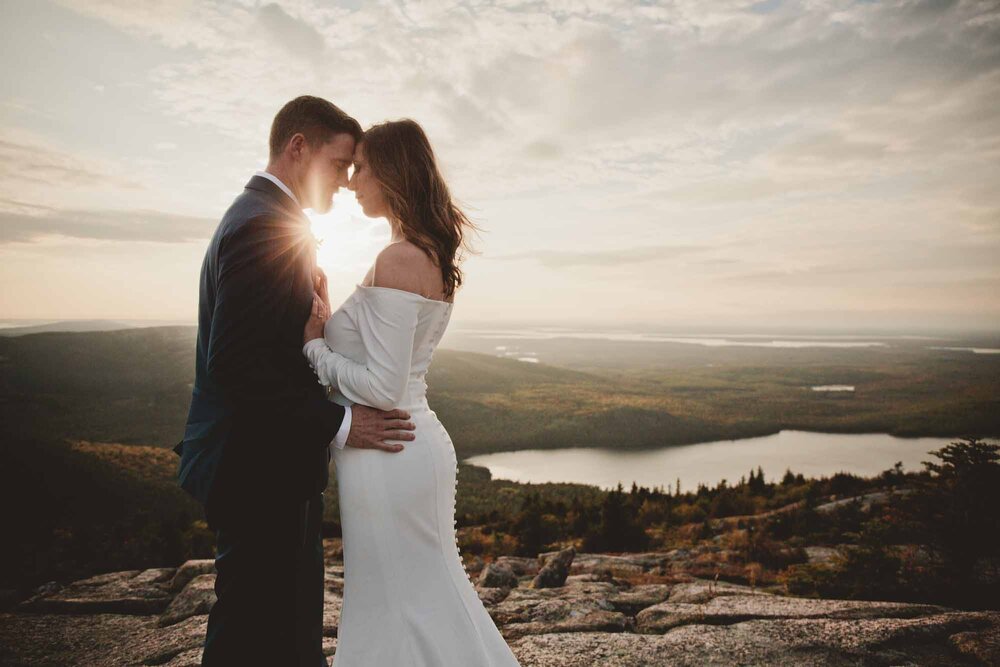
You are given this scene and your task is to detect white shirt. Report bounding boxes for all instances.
[254,170,352,449]
[254,170,300,207]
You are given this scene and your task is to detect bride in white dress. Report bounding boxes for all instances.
[301,119,521,667]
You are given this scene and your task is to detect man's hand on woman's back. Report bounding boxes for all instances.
[347,405,415,453]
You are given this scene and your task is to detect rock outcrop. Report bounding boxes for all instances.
[532,546,575,588]
[1,552,998,666]
[480,562,519,589]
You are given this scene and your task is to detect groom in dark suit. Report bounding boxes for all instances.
[175,96,415,666]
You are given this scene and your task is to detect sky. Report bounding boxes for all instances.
[1,0,998,332]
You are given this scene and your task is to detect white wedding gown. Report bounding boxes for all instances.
[303,282,521,667]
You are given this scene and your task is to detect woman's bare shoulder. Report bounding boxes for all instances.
[373,241,438,295]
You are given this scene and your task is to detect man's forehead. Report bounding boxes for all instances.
[324,133,356,160]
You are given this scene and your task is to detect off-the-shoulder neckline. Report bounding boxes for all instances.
[355,284,454,306]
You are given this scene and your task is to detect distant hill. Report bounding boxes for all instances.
[0,320,136,337]
[1,326,998,457]
[0,327,199,448]
[0,326,744,455]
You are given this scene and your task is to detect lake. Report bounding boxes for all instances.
[463,430,960,491]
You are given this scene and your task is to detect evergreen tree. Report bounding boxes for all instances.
[513,492,545,556]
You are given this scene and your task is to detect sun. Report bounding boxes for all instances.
[306,191,391,304]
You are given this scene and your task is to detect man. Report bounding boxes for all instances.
[174,96,415,666]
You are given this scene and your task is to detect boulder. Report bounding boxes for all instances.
[637,593,949,634]
[20,569,174,615]
[479,562,519,589]
[532,547,575,588]
[465,555,485,575]
[503,610,630,640]
[666,579,767,604]
[561,552,672,576]
[476,586,513,606]
[496,556,540,576]
[140,615,209,666]
[158,574,216,627]
[607,584,674,616]
[168,560,215,593]
[490,581,627,638]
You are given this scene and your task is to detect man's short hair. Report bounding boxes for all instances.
[269,96,362,158]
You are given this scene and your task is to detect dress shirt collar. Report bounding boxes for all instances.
[254,170,301,208]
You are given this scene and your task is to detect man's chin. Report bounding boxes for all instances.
[312,198,334,215]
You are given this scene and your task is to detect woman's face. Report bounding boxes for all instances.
[348,143,389,219]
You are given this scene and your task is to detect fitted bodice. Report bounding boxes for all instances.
[320,284,453,412]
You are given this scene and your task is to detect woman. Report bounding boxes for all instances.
[301,119,521,666]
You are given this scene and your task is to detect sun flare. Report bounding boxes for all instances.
[306,191,391,303]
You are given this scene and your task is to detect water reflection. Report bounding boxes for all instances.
[464,431,958,491]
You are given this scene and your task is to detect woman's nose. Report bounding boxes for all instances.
[347,174,357,191]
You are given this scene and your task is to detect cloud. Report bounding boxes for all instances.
[10,0,1000,326]
[0,207,216,244]
[256,3,326,63]
[773,131,889,165]
[53,0,232,50]
[524,140,563,159]
[0,138,140,190]
[491,244,707,268]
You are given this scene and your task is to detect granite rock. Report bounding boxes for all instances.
[158,574,216,627]
[607,584,674,616]
[3,557,999,666]
[637,593,949,633]
[19,568,174,616]
[532,547,575,588]
[168,559,215,593]
[480,562,519,589]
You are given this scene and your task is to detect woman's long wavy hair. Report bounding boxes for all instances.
[360,119,477,299]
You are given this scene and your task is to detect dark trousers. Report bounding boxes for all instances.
[202,493,326,667]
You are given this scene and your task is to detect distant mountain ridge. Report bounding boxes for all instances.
[0,320,192,337]
[1,326,996,456]
[0,320,136,336]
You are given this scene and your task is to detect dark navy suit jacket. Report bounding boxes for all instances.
[174,176,346,520]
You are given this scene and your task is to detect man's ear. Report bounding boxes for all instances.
[289,133,306,159]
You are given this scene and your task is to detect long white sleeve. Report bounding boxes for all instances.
[303,287,423,411]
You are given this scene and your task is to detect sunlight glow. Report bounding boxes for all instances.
[307,191,391,273]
